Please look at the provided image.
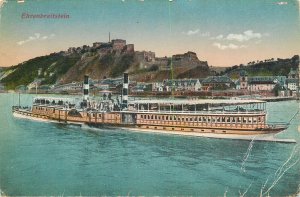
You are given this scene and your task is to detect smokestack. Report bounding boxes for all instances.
[122,73,129,109]
[83,75,89,102]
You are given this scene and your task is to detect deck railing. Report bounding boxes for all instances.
[266,122,289,129]
[131,109,265,115]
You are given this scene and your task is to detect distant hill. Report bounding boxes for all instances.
[0,40,209,89]
[1,38,298,90]
[218,55,299,79]
[0,53,81,89]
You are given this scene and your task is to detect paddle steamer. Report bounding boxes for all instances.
[12,74,288,136]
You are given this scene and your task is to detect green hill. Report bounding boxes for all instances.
[0,44,210,90]
[218,55,299,79]
[1,53,81,89]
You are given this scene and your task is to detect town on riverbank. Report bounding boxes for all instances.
[0,39,299,100]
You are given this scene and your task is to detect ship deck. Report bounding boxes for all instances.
[13,110,296,144]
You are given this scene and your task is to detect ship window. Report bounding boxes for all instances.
[232,117,235,122]
[151,115,153,119]
[258,117,261,122]
[203,117,206,121]
[222,117,225,122]
[190,118,193,121]
[166,116,168,120]
[248,117,252,123]
[237,117,241,123]
[198,117,202,121]
[181,128,184,131]
[226,117,230,122]
[186,117,188,121]
[172,128,174,130]
[243,118,247,123]
[194,117,197,121]
[53,109,55,113]
[217,117,221,122]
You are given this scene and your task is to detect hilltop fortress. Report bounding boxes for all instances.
[64,38,208,71]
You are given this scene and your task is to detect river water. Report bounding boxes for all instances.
[0,93,299,196]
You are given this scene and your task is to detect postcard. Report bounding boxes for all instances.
[0,0,299,196]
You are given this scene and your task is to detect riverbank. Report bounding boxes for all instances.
[258,96,297,102]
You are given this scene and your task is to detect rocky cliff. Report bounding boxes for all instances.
[0,40,209,89]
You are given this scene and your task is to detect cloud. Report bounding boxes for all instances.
[226,30,262,42]
[213,42,247,50]
[182,29,210,37]
[211,30,268,42]
[200,32,210,37]
[212,34,224,40]
[276,1,288,5]
[183,29,199,36]
[17,33,55,45]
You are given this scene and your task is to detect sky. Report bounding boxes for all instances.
[0,0,299,67]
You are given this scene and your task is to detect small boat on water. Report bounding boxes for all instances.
[12,73,292,141]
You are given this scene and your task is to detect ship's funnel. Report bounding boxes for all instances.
[122,73,128,109]
[83,75,89,102]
